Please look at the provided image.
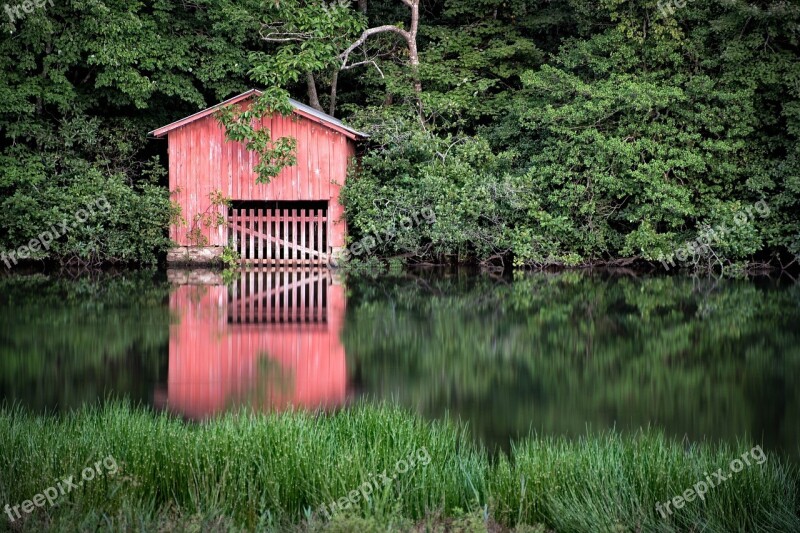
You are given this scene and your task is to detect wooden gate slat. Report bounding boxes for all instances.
[317,211,327,264]
[294,209,300,265]
[292,209,297,265]
[299,209,304,266]
[301,208,307,265]
[312,208,318,266]
[231,209,237,253]
[294,210,299,264]
[318,208,324,265]
[248,208,255,262]
[257,208,263,262]
[239,209,246,260]
[282,208,289,263]
[285,211,290,262]
[298,209,304,266]
[245,208,250,261]
[264,208,272,262]
[289,209,295,265]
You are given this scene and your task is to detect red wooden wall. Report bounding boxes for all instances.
[165,105,355,249]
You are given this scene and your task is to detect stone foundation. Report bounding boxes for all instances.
[167,246,224,266]
[167,269,224,285]
[328,247,348,268]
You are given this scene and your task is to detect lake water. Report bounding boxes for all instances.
[1,269,798,458]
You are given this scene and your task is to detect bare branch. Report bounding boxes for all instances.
[259,22,311,42]
[259,33,311,42]
[341,59,385,78]
[339,25,410,68]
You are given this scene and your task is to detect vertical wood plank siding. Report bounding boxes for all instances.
[167,109,354,248]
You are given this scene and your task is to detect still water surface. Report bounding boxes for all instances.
[1,269,798,457]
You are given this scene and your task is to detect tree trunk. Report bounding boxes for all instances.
[37,42,52,115]
[405,0,423,116]
[306,71,324,112]
[328,69,339,117]
[407,29,421,101]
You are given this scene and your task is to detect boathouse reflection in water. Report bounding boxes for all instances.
[156,269,347,419]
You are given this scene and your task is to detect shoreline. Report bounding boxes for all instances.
[1,402,797,532]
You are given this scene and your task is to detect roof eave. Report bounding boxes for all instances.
[148,89,262,138]
[148,89,368,140]
[290,108,365,140]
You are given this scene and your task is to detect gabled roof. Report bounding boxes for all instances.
[148,89,367,140]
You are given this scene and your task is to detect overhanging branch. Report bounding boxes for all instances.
[339,25,410,69]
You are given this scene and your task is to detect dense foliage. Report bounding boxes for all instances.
[341,0,800,270]
[1,402,798,531]
[1,0,798,269]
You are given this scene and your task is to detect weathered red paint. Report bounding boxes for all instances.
[150,90,361,251]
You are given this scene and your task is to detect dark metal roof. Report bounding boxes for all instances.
[288,98,367,138]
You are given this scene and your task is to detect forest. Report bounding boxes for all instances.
[1,0,799,271]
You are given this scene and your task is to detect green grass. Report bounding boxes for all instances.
[0,402,797,532]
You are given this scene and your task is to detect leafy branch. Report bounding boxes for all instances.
[215,88,298,184]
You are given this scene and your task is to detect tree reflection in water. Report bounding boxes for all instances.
[343,271,800,456]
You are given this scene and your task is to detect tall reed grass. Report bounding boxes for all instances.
[0,402,797,532]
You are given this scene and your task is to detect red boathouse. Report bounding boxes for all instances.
[149,89,365,265]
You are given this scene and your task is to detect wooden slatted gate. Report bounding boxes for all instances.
[228,268,329,325]
[228,203,328,265]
